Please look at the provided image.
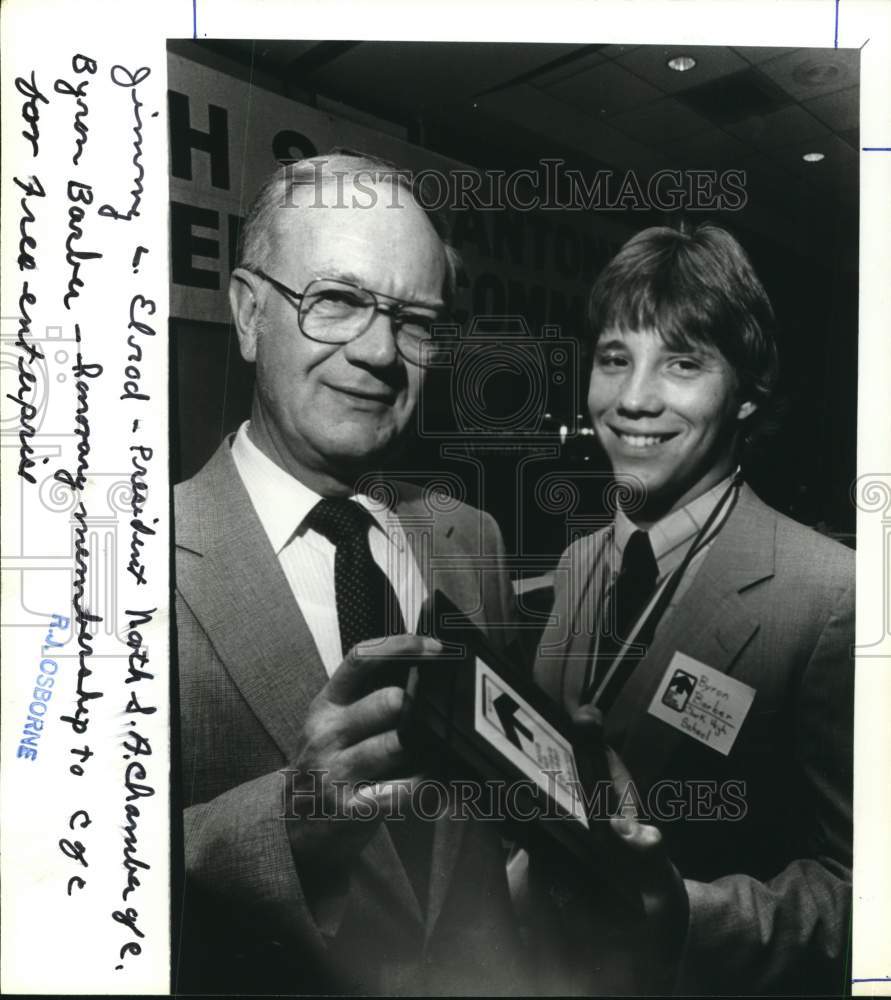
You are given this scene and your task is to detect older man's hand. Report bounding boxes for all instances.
[284,634,444,870]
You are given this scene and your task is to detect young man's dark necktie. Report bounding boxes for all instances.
[589,529,659,710]
[305,497,432,909]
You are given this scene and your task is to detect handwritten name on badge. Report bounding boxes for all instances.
[647,651,755,756]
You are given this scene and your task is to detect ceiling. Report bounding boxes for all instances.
[183,39,860,264]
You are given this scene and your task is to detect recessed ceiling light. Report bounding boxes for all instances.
[667,55,697,72]
[792,58,844,88]
[802,152,825,163]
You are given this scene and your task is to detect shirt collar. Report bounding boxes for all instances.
[613,470,738,578]
[230,421,395,555]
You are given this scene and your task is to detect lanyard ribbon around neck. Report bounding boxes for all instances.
[582,474,743,708]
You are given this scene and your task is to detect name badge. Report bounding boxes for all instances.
[647,651,755,755]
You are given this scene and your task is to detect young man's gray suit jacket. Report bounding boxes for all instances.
[533,484,854,995]
[174,440,528,995]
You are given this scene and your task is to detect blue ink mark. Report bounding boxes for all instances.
[852,978,891,983]
[16,614,71,760]
[862,147,891,151]
[192,0,197,39]
[834,0,839,47]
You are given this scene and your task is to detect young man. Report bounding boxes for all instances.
[534,224,854,995]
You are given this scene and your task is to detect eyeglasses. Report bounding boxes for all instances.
[245,267,448,368]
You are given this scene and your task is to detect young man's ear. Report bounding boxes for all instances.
[229,269,262,363]
[736,399,757,422]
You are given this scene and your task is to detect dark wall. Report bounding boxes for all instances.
[172,205,859,553]
[170,47,858,551]
[171,318,253,485]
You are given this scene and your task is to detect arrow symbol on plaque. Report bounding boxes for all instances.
[493,692,534,749]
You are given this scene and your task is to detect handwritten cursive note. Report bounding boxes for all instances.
[1,24,169,995]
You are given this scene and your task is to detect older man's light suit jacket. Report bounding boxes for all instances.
[174,441,527,995]
[534,484,854,995]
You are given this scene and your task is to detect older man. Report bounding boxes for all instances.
[534,224,853,994]
[174,153,527,995]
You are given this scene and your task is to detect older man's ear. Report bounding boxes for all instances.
[229,268,262,363]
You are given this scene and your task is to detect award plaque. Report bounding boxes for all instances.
[400,590,641,910]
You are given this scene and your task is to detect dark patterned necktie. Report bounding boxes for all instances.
[589,529,659,709]
[304,497,407,659]
[304,497,432,907]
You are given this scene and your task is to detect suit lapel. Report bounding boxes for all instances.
[355,825,424,925]
[559,532,612,711]
[342,490,473,931]
[397,496,484,630]
[393,492,474,936]
[176,442,329,757]
[607,486,776,786]
[178,465,547,932]
[179,447,426,926]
